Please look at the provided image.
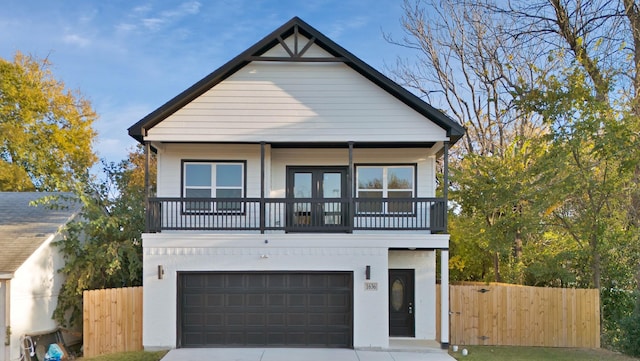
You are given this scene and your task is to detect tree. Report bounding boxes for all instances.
[52,147,155,327]
[0,52,97,191]
[387,0,551,282]
[392,0,640,350]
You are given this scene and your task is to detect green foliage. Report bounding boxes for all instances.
[0,52,97,191]
[80,350,167,361]
[619,296,640,356]
[450,138,553,283]
[448,345,639,361]
[53,147,153,328]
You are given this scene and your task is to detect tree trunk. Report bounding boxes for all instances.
[493,252,502,282]
[514,228,524,284]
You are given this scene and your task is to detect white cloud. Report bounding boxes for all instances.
[129,1,202,32]
[115,23,136,32]
[162,1,201,18]
[142,18,164,30]
[328,16,369,38]
[63,33,91,47]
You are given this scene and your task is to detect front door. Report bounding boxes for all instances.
[389,269,415,337]
[286,167,348,231]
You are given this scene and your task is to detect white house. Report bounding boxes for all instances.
[128,17,464,350]
[0,192,79,361]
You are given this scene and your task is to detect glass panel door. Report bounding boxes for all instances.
[293,172,312,226]
[322,172,342,225]
[287,167,347,231]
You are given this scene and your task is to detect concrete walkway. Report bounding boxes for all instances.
[161,347,456,361]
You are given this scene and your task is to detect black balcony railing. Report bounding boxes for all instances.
[146,197,446,233]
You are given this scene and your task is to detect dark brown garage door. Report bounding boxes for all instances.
[178,272,353,348]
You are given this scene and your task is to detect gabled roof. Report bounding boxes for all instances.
[0,192,80,274]
[128,16,465,144]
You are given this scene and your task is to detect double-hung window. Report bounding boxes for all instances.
[356,165,415,213]
[183,161,245,212]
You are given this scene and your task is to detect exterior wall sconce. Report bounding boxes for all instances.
[157,265,164,280]
[365,265,371,280]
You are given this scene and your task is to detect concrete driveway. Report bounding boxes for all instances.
[160,347,456,361]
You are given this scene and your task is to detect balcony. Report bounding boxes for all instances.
[146,197,446,233]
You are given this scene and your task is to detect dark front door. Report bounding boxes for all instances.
[177,272,353,348]
[286,167,348,231]
[389,269,415,337]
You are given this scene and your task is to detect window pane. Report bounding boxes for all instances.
[389,191,413,213]
[323,173,342,199]
[388,167,413,189]
[185,164,211,187]
[357,190,383,213]
[216,164,243,187]
[358,168,383,189]
[185,188,211,198]
[216,189,242,198]
[185,189,211,212]
[216,189,242,211]
[294,173,312,198]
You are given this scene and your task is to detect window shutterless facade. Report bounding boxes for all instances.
[356,165,416,213]
[182,161,245,213]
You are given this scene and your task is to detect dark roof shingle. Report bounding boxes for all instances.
[0,192,80,273]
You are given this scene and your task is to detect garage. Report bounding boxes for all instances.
[178,272,353,348]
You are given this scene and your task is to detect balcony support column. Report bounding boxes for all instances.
[443,141,449,233]
[440,249,450,348]
[144,141,150,233]
[347,141,354,232]
[260,141,266,234]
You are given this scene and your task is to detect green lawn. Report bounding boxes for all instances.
[76,350,168,361]
[449,346,639,361]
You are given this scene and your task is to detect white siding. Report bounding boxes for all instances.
[0,282,5,361]
[9,233,67,360]
[156,143,268,198]
[146,61,448,143]
[156,145,436,199]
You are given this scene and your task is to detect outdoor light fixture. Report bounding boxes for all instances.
[365,265,371,280]
[157,265,164,280]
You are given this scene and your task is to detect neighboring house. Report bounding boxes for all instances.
[0,192,80,361]
[128,17,465,350]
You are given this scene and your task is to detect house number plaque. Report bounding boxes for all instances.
[364,282,378,291]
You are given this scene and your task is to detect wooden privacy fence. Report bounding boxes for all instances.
[437,283,600,348]
[83,287,143,358]
[83,284,598,356]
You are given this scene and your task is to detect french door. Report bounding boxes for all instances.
[286,167,348,231]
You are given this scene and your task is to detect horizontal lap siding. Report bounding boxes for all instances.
[146,62,447,143]
[271,148,436,198]
[157,144,266,198]
[157,145,435,199]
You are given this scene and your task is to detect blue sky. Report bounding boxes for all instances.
[0,1,416,166]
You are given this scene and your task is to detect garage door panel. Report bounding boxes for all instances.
[179,272,353,348]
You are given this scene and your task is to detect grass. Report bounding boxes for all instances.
[76,350,168,361]
[449,346,639,361]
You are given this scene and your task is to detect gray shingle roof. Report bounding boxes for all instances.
[0,192,80,274]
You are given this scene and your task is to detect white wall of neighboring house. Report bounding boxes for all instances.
[8,232,66,361]
[1,281,6,361]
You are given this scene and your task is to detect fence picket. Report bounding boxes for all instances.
[442,283,599,348]
[82,287,144,357]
